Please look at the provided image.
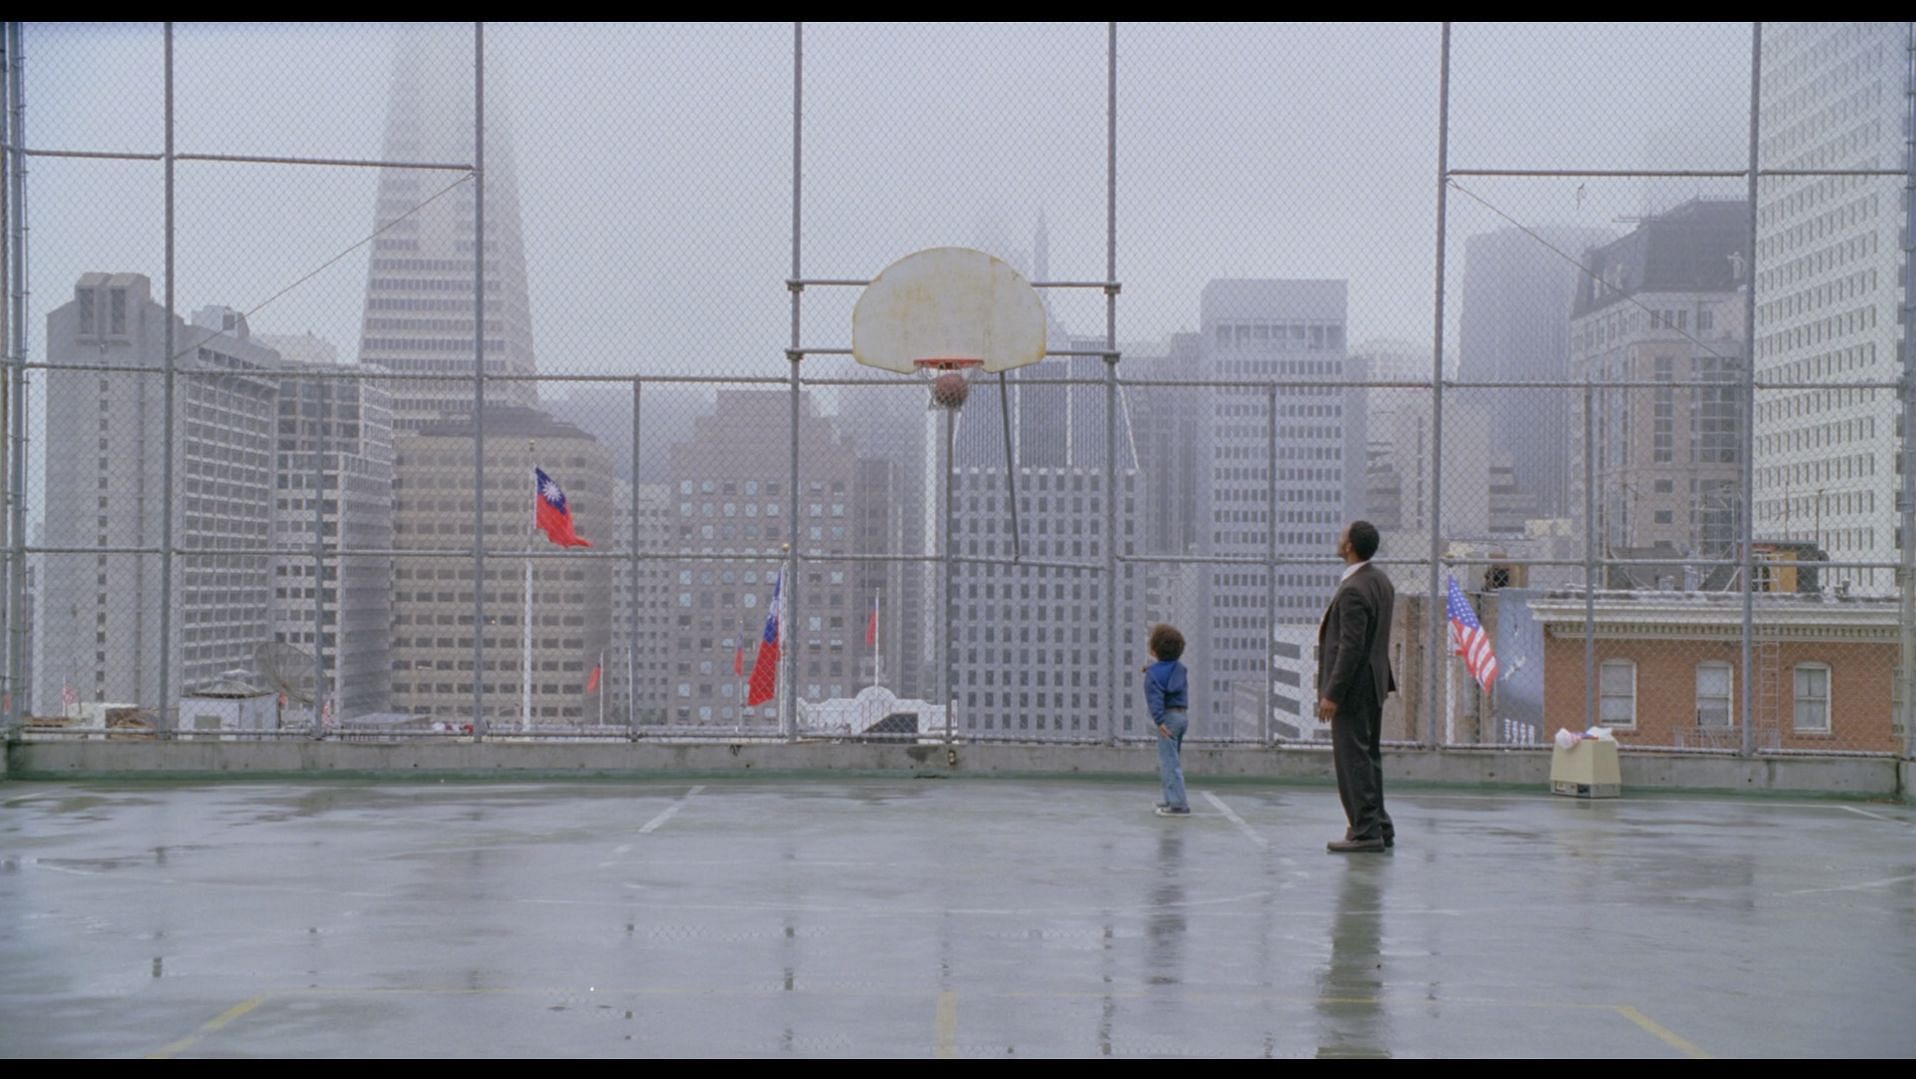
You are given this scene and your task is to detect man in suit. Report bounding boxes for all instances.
[1316,520,1396,853]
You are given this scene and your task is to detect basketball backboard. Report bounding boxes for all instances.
[851,247,1048,377]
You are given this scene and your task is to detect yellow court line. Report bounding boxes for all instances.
[935,991,958,1058]
[1615,1006,1710,1059]
[137,985,1704,1061]
[147,994,271,1059]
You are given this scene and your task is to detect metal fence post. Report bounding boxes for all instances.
[630,377,642,740]
[158,23,175,732]
[1104,356,1119,747]
[1103,21,1119,748]
[783,22,803,744]
[943,406,956,745]
[471,21,488,740]
[1584,377,1597,732]
[312,398,326,739]
[1265,383,1278,746]
[1424,22,1452,750]
[1,22,20,729]
[1739,22,1763,759]
[1899,21,1916,760]
[785,355,800,743]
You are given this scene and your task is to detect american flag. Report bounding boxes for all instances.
[61,683,78,711]
[1446,574,1498,693]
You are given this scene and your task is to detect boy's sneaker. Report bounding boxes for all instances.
[1154,801,1170,809]
[1155,805,1191,817]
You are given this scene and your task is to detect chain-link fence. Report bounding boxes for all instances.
[1,23,1911,759]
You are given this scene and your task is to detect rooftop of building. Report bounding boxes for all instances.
[406,404,598,443]
[2,774,1908,1057]
[1571,199,1751,318]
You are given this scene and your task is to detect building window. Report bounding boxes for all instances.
[1599,660,1636,729]
[1695,661,1733,727]
[1793,664,1830,734]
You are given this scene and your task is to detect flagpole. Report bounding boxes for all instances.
[871,589,880,691]
[522,556,532,734]
[627,641,636,733]
[775,573,784,737]
[775,555,787,738]
[598,648,605,727]
[523,440,535,734]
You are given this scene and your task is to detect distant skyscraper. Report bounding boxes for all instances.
[1197,280,1350,739]
[1569,200,1749,561]
[209,310,398,721]
[665,391,867,725]
[948,459,1144,739]
[271,379,396,719]
[610,481,675,726]
[949,344,1147,739]
[256,332,338,370]
[391,406,613,726]
[40,276,279,714]
[544,384,713,488]
[842,400,933,700]
[945,213,1147,733]
[362,27,556,726]
[1457,226,1616,519]
[1125,333,1204,559]
[359,25,539,431]
[1755,22,1910,593]
[633,483,676,723]
[1363,397,1494,558]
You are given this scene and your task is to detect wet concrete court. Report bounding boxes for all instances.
[1,775,1912,1057]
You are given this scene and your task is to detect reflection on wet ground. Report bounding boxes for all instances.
[2,778,1911,1057]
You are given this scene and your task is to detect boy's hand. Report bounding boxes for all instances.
[1317,697,1338,722]
[1158,724,1171,739]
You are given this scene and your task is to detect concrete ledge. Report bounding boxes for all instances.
[4,739,1904,798]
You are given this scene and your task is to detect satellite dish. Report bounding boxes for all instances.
[254,641,317,706]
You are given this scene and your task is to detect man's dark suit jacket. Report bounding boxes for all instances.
[1317,563,1396,708]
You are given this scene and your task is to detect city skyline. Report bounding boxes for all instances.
[8,23,1909,742]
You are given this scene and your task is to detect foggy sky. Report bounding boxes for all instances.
[11,22,1764,540]
[19,22,1755,387]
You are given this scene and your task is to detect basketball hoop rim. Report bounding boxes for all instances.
[912,357,985,373]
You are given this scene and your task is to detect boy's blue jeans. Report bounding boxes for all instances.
[1156,710,1189,810]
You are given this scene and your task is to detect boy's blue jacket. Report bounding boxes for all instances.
[1144,659,1188,723]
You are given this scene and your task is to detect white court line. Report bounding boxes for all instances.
[1201,791,1268,850]
[639,785,705,835]
[1407,791,1910,819]
[1838,805,1903,824]
[28,859,105,877]
[1776,873,1916,897]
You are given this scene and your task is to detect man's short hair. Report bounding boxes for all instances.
[1349,520,1381,561]
[1149,623,1185,662]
